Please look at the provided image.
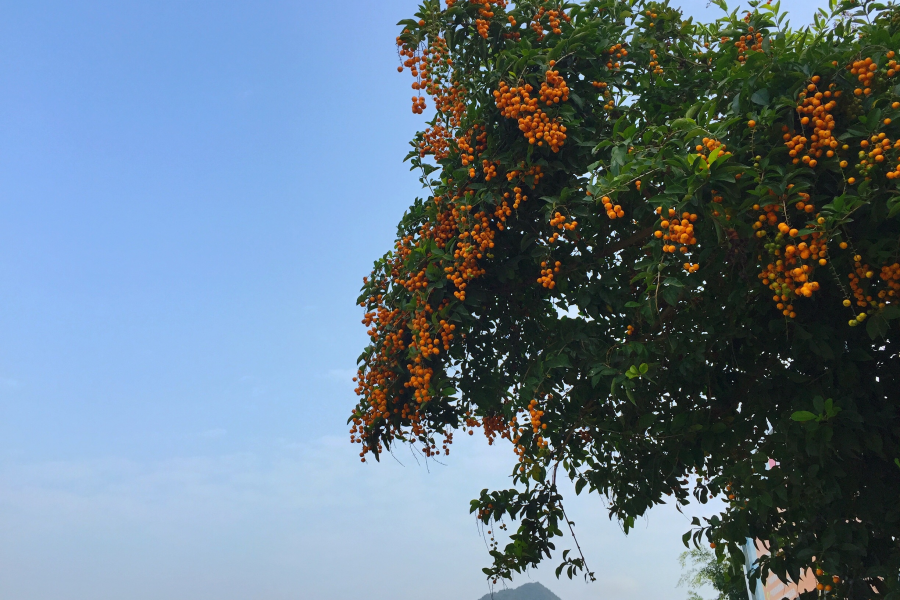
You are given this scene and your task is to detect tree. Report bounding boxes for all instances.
[679,547,750,600]
[350,0,900,597]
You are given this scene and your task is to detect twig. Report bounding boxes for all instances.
[560,500,596,582]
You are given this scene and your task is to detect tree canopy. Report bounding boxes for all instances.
[350,0,900,597]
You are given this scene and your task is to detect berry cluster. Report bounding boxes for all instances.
[529,6,568,41]
[694,137,731,171]
[353,186,507,461]
[848,54,897,97]
[654,207,698,255]
[880,263,900,303]
[482,160,498,181]
[789,77,840,169]
[847,256,900,323]
[858,132,900,179]
[505,163,544,187]
[755,195,828,318]
[527,398,548,448]
[812,567,842,594]
[648,48,663,75]
[507,186,527,209]
[458,125,486,167]
[494,64,569,152]
[604,42,626,70]
[734,25,763,62]
[398,34,468,162]
[537,260,561,288]
[601,195,625,219]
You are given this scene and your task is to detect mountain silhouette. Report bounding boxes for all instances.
[477,582,562,600]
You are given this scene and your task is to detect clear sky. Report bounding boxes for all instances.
[0,1,828,599]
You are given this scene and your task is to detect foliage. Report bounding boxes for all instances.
[350,0,900,597]
[679,547,750,600]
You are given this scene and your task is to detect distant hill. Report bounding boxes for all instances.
[477,582,561,600]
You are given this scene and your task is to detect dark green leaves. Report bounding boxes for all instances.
[750,88,770,105]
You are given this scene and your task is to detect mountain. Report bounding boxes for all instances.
[476,582,562,600]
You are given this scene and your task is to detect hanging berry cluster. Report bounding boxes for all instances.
[654,207,699,256]
[547,211,577,244]
[789,77,840,169]
[733,24,764,62]
[352,191,505,461]
[537,260,561,288]
[528,6,569,41]
[602,195,625,219]
[857,132,900,180]
[591,79,610,107]
[847,257,900,316]
[693,137,731,170]
[398,33,466,159]
[527,398,548,449]
[493,62,569,152]
[755,194,828,318]
[648,48,663,75]
[848,54,898,97]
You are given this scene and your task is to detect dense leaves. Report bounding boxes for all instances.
[351,0,900,597]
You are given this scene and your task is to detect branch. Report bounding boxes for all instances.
[560,500,596,582]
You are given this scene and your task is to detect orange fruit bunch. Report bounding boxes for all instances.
[494,68,569,151]
[734,25,763,62]
[789,77,840,168]
[537,260,561,288]
[654,208,698,255]
[601,195,624,219]
[649,48,663,75]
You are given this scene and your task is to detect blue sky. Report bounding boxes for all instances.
[0,1,828,599]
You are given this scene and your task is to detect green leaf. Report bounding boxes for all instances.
[881,306,900,320]
[791,411,818,422]
[545,354,572,369]
[625,388,637,405]
[671,118,697,130]
[575,478,587,495]
[751,89,770,105]
[866,314,889,340]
